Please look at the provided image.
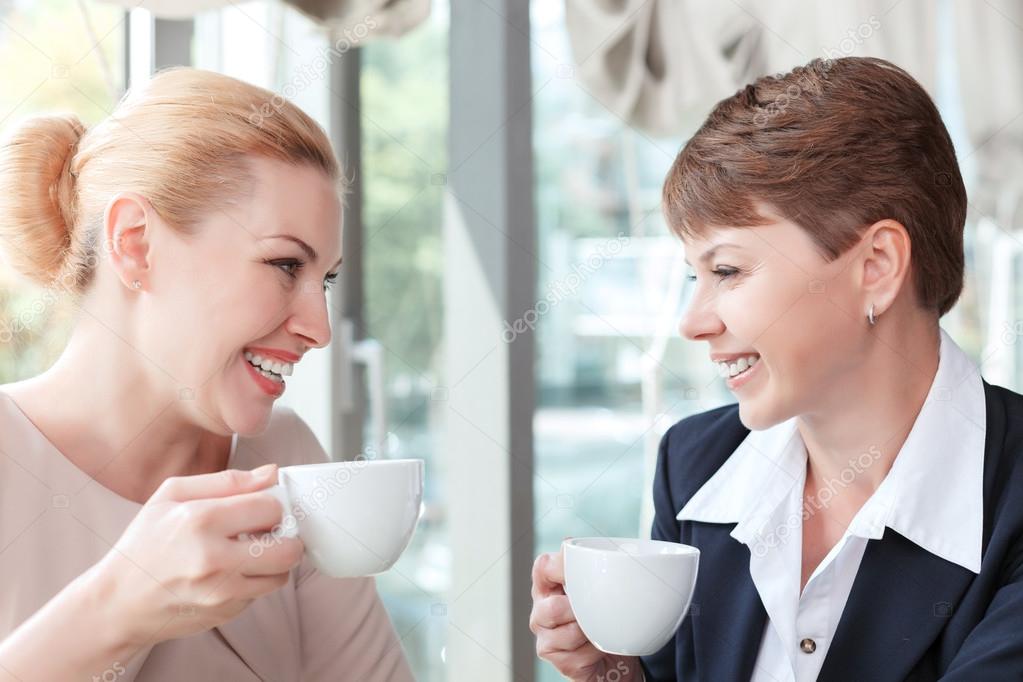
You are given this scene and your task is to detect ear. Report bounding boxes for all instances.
[858,219,912,316]
[103,192,153,290]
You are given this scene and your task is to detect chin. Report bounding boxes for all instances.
[221,401,275,437]
[737,399,785,432]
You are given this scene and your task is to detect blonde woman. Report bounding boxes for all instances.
[0,69,413,681]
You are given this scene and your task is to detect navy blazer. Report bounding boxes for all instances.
[640,379,1023,681]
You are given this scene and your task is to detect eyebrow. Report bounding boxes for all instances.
[264,234,343,271]
[683,242,742,266]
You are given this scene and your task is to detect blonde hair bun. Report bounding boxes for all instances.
[0,114,86,287]
[1,67,339,297]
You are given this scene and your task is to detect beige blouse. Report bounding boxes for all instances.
[0,391,414,681]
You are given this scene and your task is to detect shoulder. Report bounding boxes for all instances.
[655,402,749,510]
[981,380,1023,482]
[981,380,1023,505]
[985,380,1023,440]
[235,405,330,468]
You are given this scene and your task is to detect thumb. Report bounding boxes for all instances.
[153,463,278,502]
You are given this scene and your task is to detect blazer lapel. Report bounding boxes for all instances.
[818,528,975,681]
[690,522,768,681]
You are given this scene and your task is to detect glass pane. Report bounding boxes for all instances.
[360,5,449,680]
[530,5,728,680]
[0,0,126,383]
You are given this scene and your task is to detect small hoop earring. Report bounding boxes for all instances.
[131,279,142,290]
[867,303,876,326]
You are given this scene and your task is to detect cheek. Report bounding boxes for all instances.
[718,270,804,343]
[227,275,299,346]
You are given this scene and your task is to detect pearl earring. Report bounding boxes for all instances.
[867,303,876,326]
[131,279,142,290]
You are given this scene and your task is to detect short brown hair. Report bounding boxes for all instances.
[663,56,966,317]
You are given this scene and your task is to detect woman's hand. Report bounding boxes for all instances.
[92,463,305,647]
[530,550,643,681]
[0,464,304,681]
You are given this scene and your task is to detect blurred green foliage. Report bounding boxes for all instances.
[361,22,446,382]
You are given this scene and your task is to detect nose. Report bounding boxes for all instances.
[286,284,332,350]
[678,286,725,341]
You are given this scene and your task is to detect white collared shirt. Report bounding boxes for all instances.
[674,327,986,682]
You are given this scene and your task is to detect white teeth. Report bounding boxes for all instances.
[259,367,283,383]
[244,351,294,379]
[717,354,760,378]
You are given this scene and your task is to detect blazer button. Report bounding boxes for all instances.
[800,638,817,654]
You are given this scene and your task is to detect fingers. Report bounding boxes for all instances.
[531,551,608,678]
[531,594,585,653]
[152,464,278,503]
[542,643,607,678]
[192,489,290,537]
[231,535,305,576]
[537,621,591,656]
[531,594,576,630]
[531,552,565,600]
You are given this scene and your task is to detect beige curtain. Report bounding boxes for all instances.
[564,0,940,137]
[564,0,1023,212]
[97,0,429,37]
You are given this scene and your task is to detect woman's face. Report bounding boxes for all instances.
[679,214,869,431]
[141,157,342,435]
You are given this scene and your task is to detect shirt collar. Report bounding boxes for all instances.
[676,326,986,574]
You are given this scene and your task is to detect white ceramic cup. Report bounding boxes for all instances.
[563,537,700,656]
[245,459,424,578]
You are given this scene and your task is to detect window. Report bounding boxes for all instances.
[360,7,449,679]
[0,0,125,384]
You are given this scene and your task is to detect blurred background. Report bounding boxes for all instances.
[2,1,1022,680]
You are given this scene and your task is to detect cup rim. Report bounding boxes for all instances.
[281,458,424,473]
[564,537,700,557]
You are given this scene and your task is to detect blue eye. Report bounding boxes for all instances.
[269,258,339,291]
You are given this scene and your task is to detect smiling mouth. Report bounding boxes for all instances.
[241,352,286,397]
[243,350,293,383]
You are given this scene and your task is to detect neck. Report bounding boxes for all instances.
[13,323,230,503]
[796,316,941,506]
